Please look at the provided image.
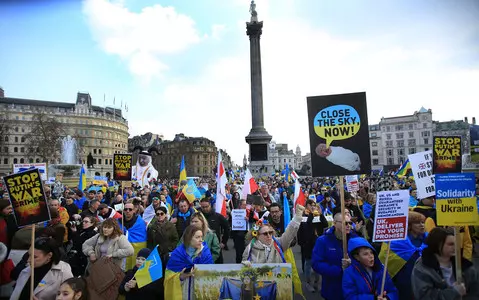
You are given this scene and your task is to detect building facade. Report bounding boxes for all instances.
[267,141,302,172]
[433,118,473,154]
[368,124,383,170]
[128,132,164,151]
[0,88,129,176]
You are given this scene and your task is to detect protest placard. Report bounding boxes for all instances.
[433,136,462,174]
[4,169,51,227]
[471,125,479,163]
[13,163,47,181]
[93,175,108,186]
[345,175,359,192]
[113,153,133,181]
[307,92,371,177]
[372,190,409,242]
[435,173,479,226]
[408,150,435,199]
[231,209,247,231]
[194,263,292,300]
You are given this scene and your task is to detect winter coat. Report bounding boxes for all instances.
[69,226,98,276]
[10,261,73,300]
[312,227,358,300]
[202,210,230,245]
[147,220,179,256]
[342,237,398,300]
[82,233,134,268]
[242,218,300,263]
[298,212,328,259]
[412,251,479,300]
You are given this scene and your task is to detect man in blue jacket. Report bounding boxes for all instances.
[312,212,357,300]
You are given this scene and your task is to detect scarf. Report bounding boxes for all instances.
[166,242,213,273]
[178,210,191,221]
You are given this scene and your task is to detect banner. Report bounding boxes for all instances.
[345,175,359,192]
[408,150,435,200]
[471,125,479,163]
[433,136,462,174]
[372,190,409,242]
[113,153,133,181]
[4,169,51,227]
[13,163,47,181]
[307,92,371,177]
[93,176,108,186]
[194,263,292,300]
[435,173,479,226]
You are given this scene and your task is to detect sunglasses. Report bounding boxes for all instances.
[156,212,165,216]
[124,208,134,211]
[335,221,353,226]
[260,231,275,237]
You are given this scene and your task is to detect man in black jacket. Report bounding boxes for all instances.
[200,197,230,264]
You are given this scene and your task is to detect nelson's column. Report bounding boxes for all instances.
[245,0,273,174]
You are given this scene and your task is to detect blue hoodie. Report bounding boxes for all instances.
[343,238,398,300]
[312,226,358,300]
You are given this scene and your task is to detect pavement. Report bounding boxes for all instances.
[222,239,323,300]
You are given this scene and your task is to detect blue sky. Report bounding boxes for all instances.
[1,0,478,164]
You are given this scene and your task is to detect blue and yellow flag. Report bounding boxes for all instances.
[179,156,187,183]
[182,178,202,203]
[283,194,291,228]
[395,159,411,177]
[135,245,163,288]
[78,165,86,191]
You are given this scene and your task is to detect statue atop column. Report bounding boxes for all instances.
[249,0,258,22]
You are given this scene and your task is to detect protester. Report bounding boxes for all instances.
[56,277,89,300]
[147,206,178,260]
[10,237,73,300]
[68,216,98,276]
[179,211,220,262]
[412,227,479,299]
[343,237,398,300]
[164,225,214,300]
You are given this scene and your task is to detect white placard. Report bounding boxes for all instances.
[372,190,409,242]
[345,175,359,192]
[408,150,435,199]
[13,163,47,181]
[231,209,247,231]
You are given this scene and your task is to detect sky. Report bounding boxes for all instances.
[1,0,478,165]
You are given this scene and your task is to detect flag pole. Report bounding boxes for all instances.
[339,176,348,258]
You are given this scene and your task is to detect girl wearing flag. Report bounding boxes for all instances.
[164,225,214,300]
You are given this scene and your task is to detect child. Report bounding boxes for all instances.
[56,277,88,300]
[119,248,163,300]
[343,237,398,300]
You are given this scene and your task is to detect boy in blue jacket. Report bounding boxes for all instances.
[343,237,398,300]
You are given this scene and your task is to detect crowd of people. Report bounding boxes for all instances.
[0,173,478,300]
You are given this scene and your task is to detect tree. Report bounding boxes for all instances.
[24,112,66,163]
[0,112,11,154]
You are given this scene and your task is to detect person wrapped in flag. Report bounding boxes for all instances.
[164,225,214,300]
[242,204,305,298]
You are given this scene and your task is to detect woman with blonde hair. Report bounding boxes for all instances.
[82,218,134,269]
[178,211,220,261]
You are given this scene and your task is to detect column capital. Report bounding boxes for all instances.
[246,21,263,37]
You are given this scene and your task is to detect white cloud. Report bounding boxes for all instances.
[82,0,202,82]
[211,24,227,40]
[139,9,479,165]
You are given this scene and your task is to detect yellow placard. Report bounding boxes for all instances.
[436,197,479,226]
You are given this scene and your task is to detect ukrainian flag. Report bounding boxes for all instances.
[379,236,427,278]
[78,165,87,191]
[179,156,187,183]
[135,245,163,288]
[118,216,147,270]
[395,159,411,177]
[182,178,202,203]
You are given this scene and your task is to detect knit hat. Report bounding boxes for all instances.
[0,199,11,211]
[137,248,151,259]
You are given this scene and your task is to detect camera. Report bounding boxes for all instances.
[67,220,81,227]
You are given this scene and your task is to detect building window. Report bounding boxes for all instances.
[14,147,18,153]
[396,133,404,139]
[408,124,414,130]
[93,159,97,164]
[99,149,102,155]
[15,137,18,143]
[398,157,405,164]
[386,134,392,140]
[387,150,393,156]
[22,127,25,133]
[421,131,430,137]
[372,159,379,165]
[371,133,377,138]
[408,139,416,146]
[4,136,7,142]
[408,132,414,138]
[372,150,378,156]
[15,127,18,132]
[386,141,393,147]
[409,148,416,154]
[371,142,378,147]
[423,123,427,128]
[36,158,40,163]
[395,125,403,131]
[386,126,391,132]
[397,140,404,147]
[397,148,405,155]
[21,137,25,143]
[29,158,33,163]
[13,158,18,164]
[424,138,429,144]
[20,147,24,153]
[20,158,25,163]
[3,158,7,164]
[425,147,430,151]
[109,159,112,165]
[387,158,394,165]
[93,149,97,154]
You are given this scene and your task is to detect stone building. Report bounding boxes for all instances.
[433,118,475,154]
[0,88,128,176]
[128,132,164,152]
[368,124,383,170]
[378,107,433,170]
[267,141,302,172]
